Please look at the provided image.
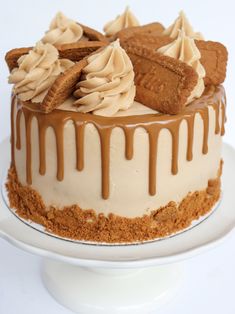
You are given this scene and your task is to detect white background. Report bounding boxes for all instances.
[0,0,235,313]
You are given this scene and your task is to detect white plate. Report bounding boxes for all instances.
[0,138,235,268]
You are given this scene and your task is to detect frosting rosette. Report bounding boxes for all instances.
[42,12,83,45]
[158,29,206,103]
[73,40,136,116]
[9,41,74,103]
[103,7,140,37]
[163,11,204,40]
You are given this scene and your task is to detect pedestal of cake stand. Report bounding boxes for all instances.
[42,259,182,314]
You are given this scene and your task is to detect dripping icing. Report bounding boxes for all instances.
[13,86,226,199]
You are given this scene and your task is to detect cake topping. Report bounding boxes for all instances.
[8,41,74,103]
[73,40,136,116]
[158,30,205,103]
[163,11,204,40]
[42,12,83,45]
[103,7,140,37]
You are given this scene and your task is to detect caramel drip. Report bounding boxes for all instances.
[97,127,112,200]
[185,115,195,161]
[221,102,225,136]
[123,127,136,160]
[54,122,65,181]
[11,85,226,199]
[16,110,22,150]
[213,103,220,134]
[38,122,47,175]
[75,122,85,171]
[10,95,16,166]
[168,121,180,174]
[148,126,160,195]
[24,112,33,184]
[199,107,209,154]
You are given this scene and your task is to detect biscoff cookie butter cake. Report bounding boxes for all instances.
[5,10,228,243]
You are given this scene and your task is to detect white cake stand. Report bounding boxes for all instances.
[0,138,235,314]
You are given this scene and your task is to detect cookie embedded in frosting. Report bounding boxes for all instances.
[163,11,204,40]
[42,12,83,45]
[103,7,140,37]
[73,39,136,116]
[158,29,205,103]
[8,41,74,103]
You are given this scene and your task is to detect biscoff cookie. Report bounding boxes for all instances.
[121,33,228,85]
[124,44,198,114]
[5,23,108,71]
[117,22,165,43]
[39,58,88,113]
[196,40,228,85]
[80,23,108,42]
[5,41,107,72]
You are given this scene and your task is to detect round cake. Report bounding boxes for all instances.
[5,10,228,243]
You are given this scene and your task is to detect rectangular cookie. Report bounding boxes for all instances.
[5,41,107,72]
[117,22,165,43]
[124,44,198,114]
[40,59,88,113]
[121,34,228,86]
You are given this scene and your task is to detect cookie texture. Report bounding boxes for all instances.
[80,23,108,42]
[196,40,228,85]
[5,23,108,71]
[55,41,107,62]
[39,58,88,113]
[124,44,198,114]
[121,33,228,85]
[117,22,165,43]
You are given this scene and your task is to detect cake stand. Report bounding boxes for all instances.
[0,138,235,314]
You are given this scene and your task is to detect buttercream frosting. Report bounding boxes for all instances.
[103,7,140,37]
[42,12,83,45]
[59,97,157,116]
[158,30,205,103]
[73,40,136,116]
[9,41,74,103]
[163,11,204,40]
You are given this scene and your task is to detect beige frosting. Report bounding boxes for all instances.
[73,40,136,116]
[103,6,140,37]
[59,97,157,116]
[14,100,222,218]
[42,12,83,45]
[158,30,205,103]
[8,41,74,103]
[163,11,204,40]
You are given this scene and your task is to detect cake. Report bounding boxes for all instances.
[5,10,228,243]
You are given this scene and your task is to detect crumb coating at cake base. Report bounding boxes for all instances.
[6,162,222,243]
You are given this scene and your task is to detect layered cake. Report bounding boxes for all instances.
[5,11,228,243]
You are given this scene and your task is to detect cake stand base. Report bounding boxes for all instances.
[42,259,182,314]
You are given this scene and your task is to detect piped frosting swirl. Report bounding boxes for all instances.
[42,12,83,45]
[73,40,136,116]
[103,7,140,37]
[8,41,74,103]
[163,11,204,40]
[158,29,205,103]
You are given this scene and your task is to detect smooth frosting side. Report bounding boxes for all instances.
[103,7,140,36]
[158,30,205,103]
[8,42,74,103]
[42,12,83,45]
[163,11,204,40]
[73,40,136,116]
